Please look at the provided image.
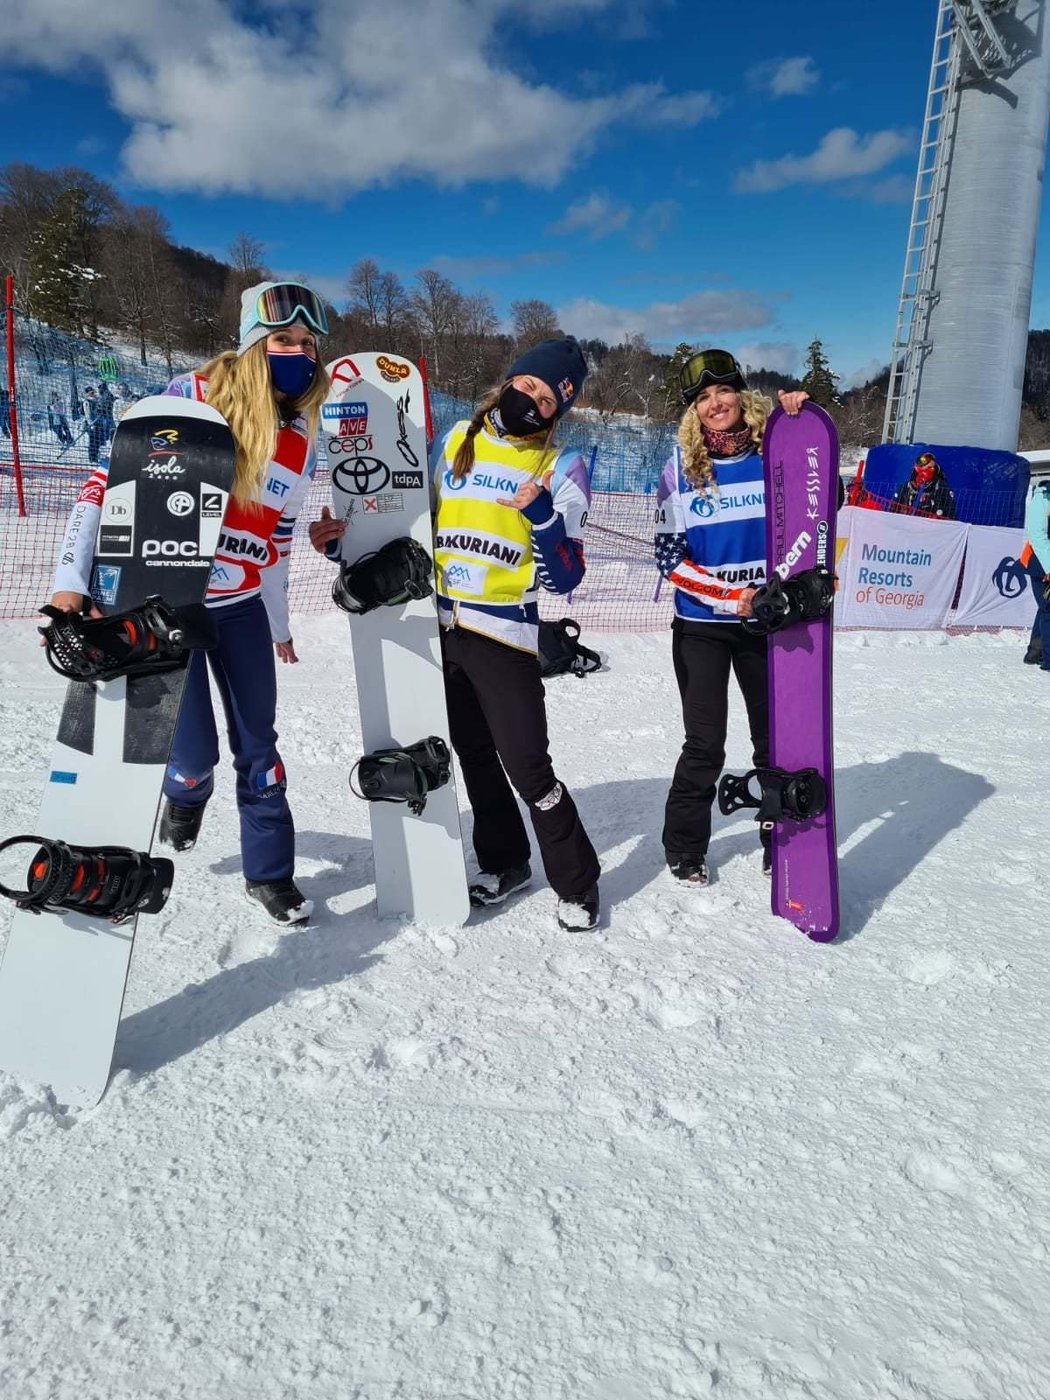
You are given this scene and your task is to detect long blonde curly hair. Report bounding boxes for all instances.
[677,388,773,495]
[195,342,330,507]
[451,381,558,480]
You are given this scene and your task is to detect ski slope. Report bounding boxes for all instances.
[1,615,1048,1400]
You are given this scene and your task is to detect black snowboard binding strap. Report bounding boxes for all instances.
[0,835,174,924]
[349,736,451,816]
[717,766,828,830]
[332,537,434,616]
[744,567,836,636]
[38,595,218,683]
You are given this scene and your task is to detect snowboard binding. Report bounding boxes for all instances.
[38,596,218,683]
[0,835,174,924]
[717,766,828,830]
[332,537,434,616]
[744,567,835,636]
[349,736,451,816]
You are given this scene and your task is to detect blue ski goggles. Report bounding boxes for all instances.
[680,349,747,402]
[250,282,329,337]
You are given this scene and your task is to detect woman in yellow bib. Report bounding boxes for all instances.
[430,338,601,931]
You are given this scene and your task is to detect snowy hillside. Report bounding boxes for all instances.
[1,617,1048,1400]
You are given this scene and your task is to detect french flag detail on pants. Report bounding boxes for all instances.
[166,763,199,788]
[256,761,285,793]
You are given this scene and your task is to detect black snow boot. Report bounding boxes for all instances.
[667,852,709,886]
[245,877,313,925]
[468,862,532,909]
[159,800,204,853]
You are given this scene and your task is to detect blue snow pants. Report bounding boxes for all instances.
[162,594,295,882]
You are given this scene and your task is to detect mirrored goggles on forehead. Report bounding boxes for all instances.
[254,283,329,336]
[680,349,745,402]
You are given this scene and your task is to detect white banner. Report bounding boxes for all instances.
[954,525,1038,627]
[835,507,968,629]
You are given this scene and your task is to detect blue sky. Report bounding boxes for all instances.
[2,0,1048,386]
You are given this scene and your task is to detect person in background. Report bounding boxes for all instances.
[1022,478,1050,670]
[96,381,116,443]
[47,392,73,447]
[49,281,331,924]
[0,385,10,439]
[655,349,809,887]
[83,386,105,464]
[892,451,956,520]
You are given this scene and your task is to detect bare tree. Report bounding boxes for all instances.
[377,270,409,343]
[411,268,463,382]
[346,257,383,332]
[586,335,659,419]
[227,231,269,288]
[510,297,561,351]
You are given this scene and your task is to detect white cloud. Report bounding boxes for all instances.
[734,341,802,376]
[631,199,679,250]
[623,86,722,126]
[555,289,777,346]
[867,174,914,204]
[748,56,820,98]
[843,357,888,390]
[0,0,718,199]
[431,251,564,278]
[548,193,633,239]
[734,127,914,193]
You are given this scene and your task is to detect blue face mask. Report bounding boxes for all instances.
[267,352,316,398]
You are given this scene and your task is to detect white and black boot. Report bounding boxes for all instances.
[557,884,600,932]
[245,878,313,925]
[468,861,532,909]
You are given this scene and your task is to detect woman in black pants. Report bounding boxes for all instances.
[654,349,808,885]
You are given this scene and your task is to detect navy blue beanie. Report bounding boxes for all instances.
[504,337,588,418]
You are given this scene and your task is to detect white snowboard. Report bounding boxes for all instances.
[322,352,469,926]
[0,397,233,1106]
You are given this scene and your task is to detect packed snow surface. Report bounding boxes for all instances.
[1,617,1048,1400]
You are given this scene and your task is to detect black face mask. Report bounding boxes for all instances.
[497,384,546,437]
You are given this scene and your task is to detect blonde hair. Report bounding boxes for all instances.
[195,342,330,507]
[451,381,558,480]
[677,388,773,495]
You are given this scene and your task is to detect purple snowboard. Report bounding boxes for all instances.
[762,401,839,942]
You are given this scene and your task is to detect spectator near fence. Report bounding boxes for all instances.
[47,392,72,447]
[891,451,957,520]
[0,385,10,439]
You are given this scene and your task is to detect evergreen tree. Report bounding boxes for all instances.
[800,338,839,406]
[27,187,102,335]
[661,342,697,417]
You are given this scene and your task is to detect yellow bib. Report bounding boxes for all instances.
[434,422,552,606]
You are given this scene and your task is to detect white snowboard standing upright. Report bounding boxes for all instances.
[322,353,469,926]
[0,397,234,1106]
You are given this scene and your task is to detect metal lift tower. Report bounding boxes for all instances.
[884,1,1050,451]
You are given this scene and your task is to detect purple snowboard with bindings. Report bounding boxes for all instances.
[761,400,839,942]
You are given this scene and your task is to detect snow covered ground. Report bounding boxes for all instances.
[1,617,1048,1400]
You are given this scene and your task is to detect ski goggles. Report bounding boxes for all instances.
[249,282,329,337]
[680,349,747,402]
[914,452,936,468]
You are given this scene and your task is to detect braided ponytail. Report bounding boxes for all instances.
[452,385,502,480]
